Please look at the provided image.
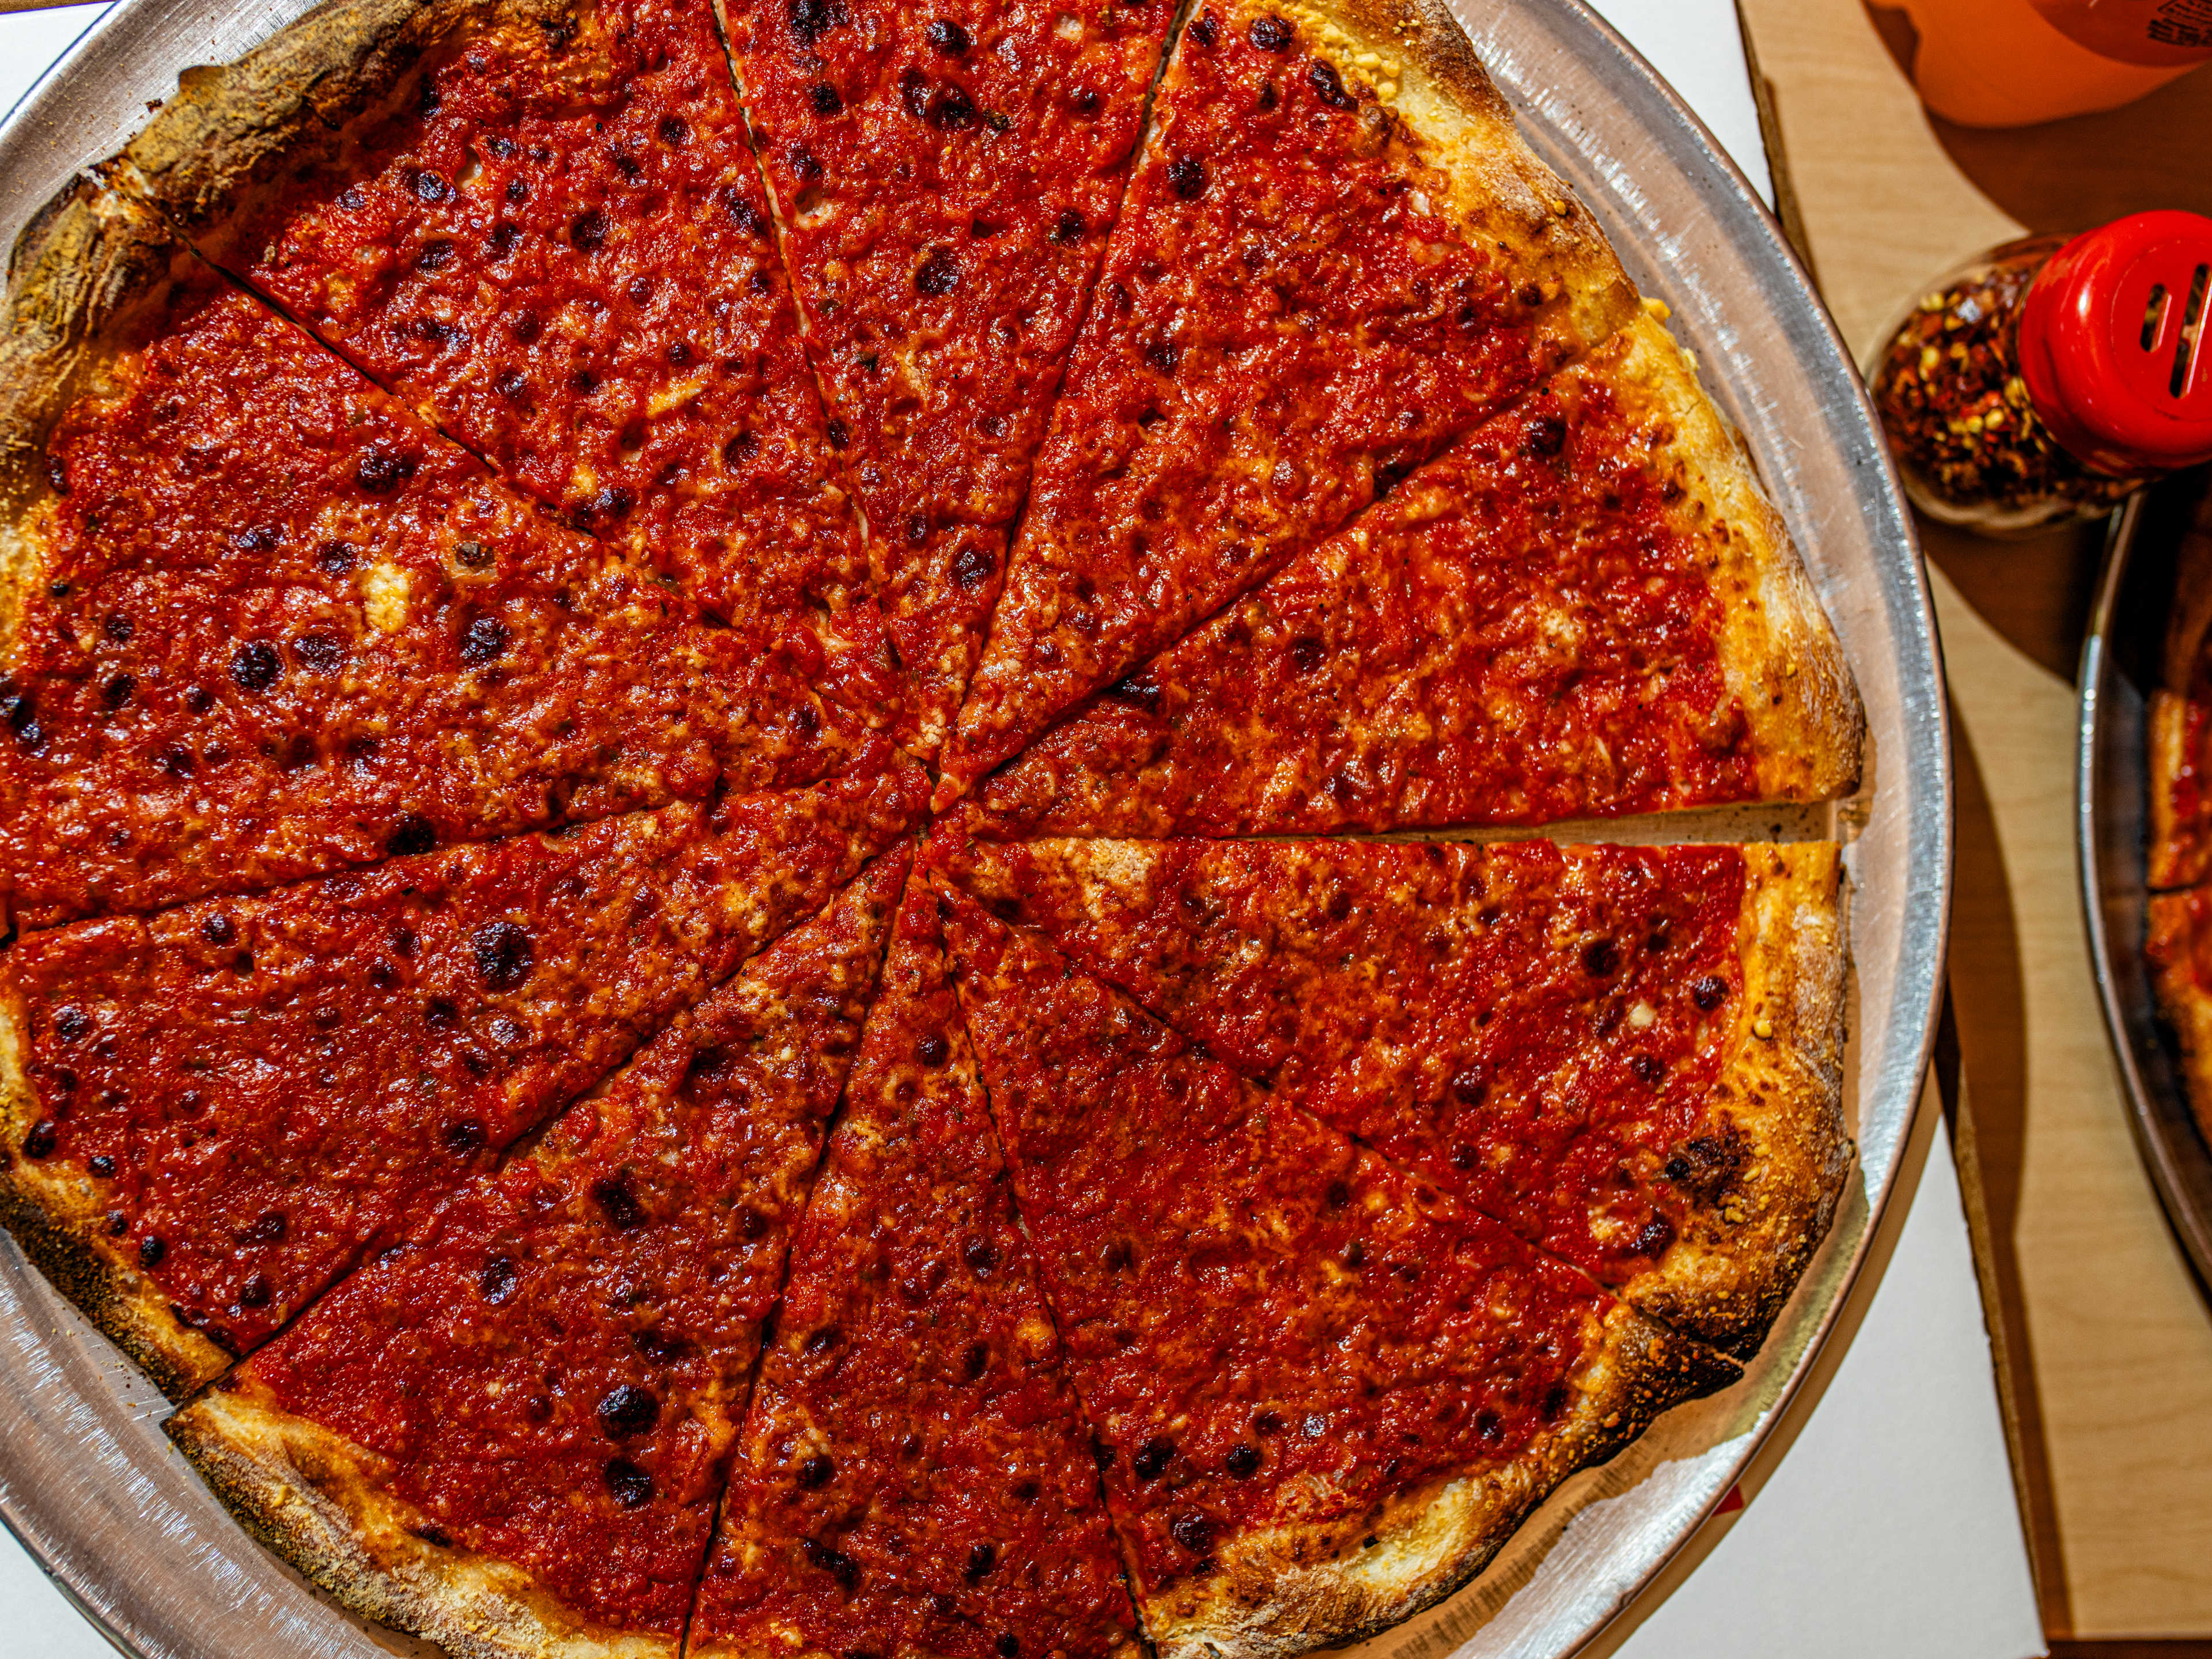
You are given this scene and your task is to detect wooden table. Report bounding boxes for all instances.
[1735,2,2212,1644]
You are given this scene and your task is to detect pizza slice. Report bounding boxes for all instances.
[717,0,1179,752]
[932,833,1849,1358]
[106,0,896,717]
[953,309,1863,839]
[0,183,861,931]
[934,0,1639,800]
[937,887,1736,1659]
[2146,482,2212,889]
[164,849,907,1659]
[0,746,925,1399]
[690,881,1139,1659]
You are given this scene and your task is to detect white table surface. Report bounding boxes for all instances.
[0,5,2045,1658]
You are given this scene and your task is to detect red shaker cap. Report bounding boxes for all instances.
[2017,210,2212,475]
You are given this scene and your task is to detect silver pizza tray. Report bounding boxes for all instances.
[2079,471,2212,1297]
[0,2,1953,1656]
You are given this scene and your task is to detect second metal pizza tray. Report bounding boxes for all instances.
[0,2,1952,1657]
[2079,472,2212,1298]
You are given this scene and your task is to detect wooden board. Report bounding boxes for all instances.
[1736,0,2212,1637]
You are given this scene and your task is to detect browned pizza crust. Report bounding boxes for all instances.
[1268,0,1635,361]
[168,1380,677,1659]
[1606,308,1865,802]
[1137,1301,1737,1659]
[1624,842,1852,1357]
[0,181,184,657]
[0,979,236,1398]
[98,0,565,238]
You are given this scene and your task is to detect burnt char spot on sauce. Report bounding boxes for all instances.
[596,1382,658,1438]
[965,1541,996,1579]
[603,1456,655,1508]
[802,1537,860,1589]
[963,1235,997,1277]
[1224,1441,1261,1476]
[951,544,995,587]
[1189,10,1218,45]
[229,641,280,692]
[442,1119,486,1152]
[21,1120,58,1159]
[460,615,511,665]
[1308,60,1356,109]
[1166,155,1207,199]
[1132,1436,1172,1479]
[927,18,970,54]
[1582,937,1620,978]
[355,446,411,493]
[1690,974,1728,1010]
[915,247,959,296]
[1248,13,1291,50]
[594,1176,647,1229]
[570,207,610,251]
[809,82,843,115]
[388,813,437,857]
[1171,1512,1214,1554]
[789,0,844,45]
[138,1235,165,1268]
[473,919,533,988]
[797,1452,834,1488]
[659,115,689,145]
[480,1256,520,1302]
[917,1033,949,1067]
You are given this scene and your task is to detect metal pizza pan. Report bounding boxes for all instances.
[2078,470,2212,1300]
[0,2,1952,1656]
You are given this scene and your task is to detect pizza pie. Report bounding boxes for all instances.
[0,0,1872,1654]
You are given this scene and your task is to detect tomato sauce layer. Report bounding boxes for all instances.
[696,884,1135,1659]
[226,854,904,1632]
[933,836,1746,1288]
[941,891,1613,1594]
[964,351,1751,836]
[721,0,1176,751]
[943,0,1605,791]
[4,755,921,1355]
[190,0,893,715]
[3,277,858,930]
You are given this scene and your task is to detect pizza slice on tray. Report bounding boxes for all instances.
[0,184,862,931]
[165,850,907,1659]
[952,309,1863,839]
[717,0,1178,753]
[935,0,1641,800]
[933,833,1848,1358]
[0,748,924,1398]
[2146,483,2212,889]
[938,887,1737,1659]
[103,0,896,719]
[690,881,1139,1659]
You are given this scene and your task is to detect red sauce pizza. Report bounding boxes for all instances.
[0,1,1868,1655]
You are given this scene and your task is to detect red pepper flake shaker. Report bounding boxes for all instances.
[1872,210,2212,535]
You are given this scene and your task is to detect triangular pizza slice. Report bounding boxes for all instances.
[938,887,1736,1659]
[690,880,1139,1659]
[0,747,924,1397]
[955,310,1862,838]
[107,0,896,716]
[0,185,861,931]
[937,0,1638,798]
[717,0,1179,752]
[165,849,907,1659]
[933,832,1848,1357]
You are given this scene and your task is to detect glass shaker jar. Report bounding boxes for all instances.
[1870,209,2212,536]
